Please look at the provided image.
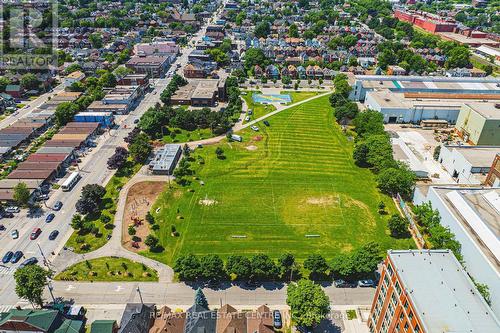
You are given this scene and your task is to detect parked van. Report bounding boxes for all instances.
[231,134,242,142]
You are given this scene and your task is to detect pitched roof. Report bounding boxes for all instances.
[118,304,154,333]
[0,309,61,332]
[90,320,117,333]
[184,305,216,333]
[216,305,246,333]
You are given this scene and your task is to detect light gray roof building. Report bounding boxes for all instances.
[149,144,182,175]
[388,250,500,333]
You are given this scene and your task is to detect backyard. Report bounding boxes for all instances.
[143,95,414,264]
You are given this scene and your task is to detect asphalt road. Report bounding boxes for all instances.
[47,281,375,308]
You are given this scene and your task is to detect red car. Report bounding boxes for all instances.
[30,228,41,240]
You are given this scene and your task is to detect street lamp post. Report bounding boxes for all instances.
[136,286,144,305]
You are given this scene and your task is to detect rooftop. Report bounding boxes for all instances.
[388,249,500,333]
[433,187,500,270]
[445,146,500,167]
[465,103,500,120]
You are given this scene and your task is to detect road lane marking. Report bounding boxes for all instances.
[65,284,75,291]
[115,285,123,292]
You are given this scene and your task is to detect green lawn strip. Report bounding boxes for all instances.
[141,95,414,266]
[346,310,357,320]
[54,257,158,282]
[241,91,276,123]
[65,160,141,253]
[162,127,214,144]
[281,91,322,104]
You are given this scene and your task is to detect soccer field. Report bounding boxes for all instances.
[145,95,414,264]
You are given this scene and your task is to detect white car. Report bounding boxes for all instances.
[251,125,259,131]
[11,229,19,239]
[245,116,250,121]
[5,206,20,213]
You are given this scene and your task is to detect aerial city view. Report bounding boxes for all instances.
[0,0,499,332]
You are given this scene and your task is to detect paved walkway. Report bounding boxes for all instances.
[52,173,174,283]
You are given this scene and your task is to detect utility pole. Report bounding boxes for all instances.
[37,243,51,269]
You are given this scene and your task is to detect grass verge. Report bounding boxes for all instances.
[55,257,158,282]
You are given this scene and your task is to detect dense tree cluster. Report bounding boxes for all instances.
[107,147,129,169]
[330,74,359,123]
[128,132,152,163]
[76,184,106,215]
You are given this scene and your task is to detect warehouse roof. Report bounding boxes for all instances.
[17,161,61,171]
[444,146,499,167]
[27,153,68,162]
[388,250,500,333]
[37,146,75,155]
[464,103,500,119]
[0,179,44,189]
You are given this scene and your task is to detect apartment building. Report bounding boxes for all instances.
[369,250,500,333]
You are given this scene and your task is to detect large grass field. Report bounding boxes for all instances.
[144,95,414,264]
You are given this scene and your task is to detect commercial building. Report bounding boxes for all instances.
[394,9,456,33]
[149,144,182,175]
[133,41,179,57]
[0,308,84,333]
[126,56,172,78]
[74,112,114,127]
[368,250,500,333]
[351,75,500,102]
[437,145,499,184]
[65,70,85,87]
[413,186,500,317]
[171,79,226,107]
[455,103,500,145]
[117,74,149,87]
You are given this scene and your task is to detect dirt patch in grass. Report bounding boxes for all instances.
[199,198,218,206]
[305,196,338,205]
[123,181,166,252]
[252,135,263,141]
[245,145,258,151]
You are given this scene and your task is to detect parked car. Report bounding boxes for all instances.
[19,257,38,269]
[49,230,59,240]
[263,120,270,126]
[53,201,63,211]
[245,116,250,121]
[334,279,357,288]
[250,125,259,131]
[273,310,282,329]
[11,229,19,239]
[45,213,55,223]
[5,206,20,213]
[248,109,253,115]
[358,279,376,288]
[36,194,49,201]
[30,228,41,240]
[133,119,139,124]
[10,251,23,263]
[0,224,5,231]
[40,184,51,194]
[2,251,13,264]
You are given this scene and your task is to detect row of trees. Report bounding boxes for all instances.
[160,74,188,104]
[0,73,41,92]
[348,110,416,199]
[174,242,383,282]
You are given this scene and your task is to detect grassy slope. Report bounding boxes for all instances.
[143,96,414,264]
[282,91,322,104]
[55,257,158,282]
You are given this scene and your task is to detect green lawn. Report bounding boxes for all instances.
[282,91,322,104]
[162,127,214,143]
[55,257,158,282]
[241,91,276,123]
[143,95,414,265]
[65,160,141,253]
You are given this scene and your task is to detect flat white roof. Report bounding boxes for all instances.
[389,250,500,333]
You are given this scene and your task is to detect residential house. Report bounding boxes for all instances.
[216,305,246,333]
[254,65,263,78]
[183,304,216,333]
[246,305,274,333]
[118,304,155,333]
[90,320,118,333]
[184,63,207,78]
[0,309,84,333]
[265,65,279,79]
[149,306,186,333]
[5,85,24,99]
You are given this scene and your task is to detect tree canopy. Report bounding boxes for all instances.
[287,279,330,328]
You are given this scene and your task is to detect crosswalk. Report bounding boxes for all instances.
[0,305,14,313]
[0,266,15,276]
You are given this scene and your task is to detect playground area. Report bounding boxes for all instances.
[122,181,166,252]
[252,93,292,104]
